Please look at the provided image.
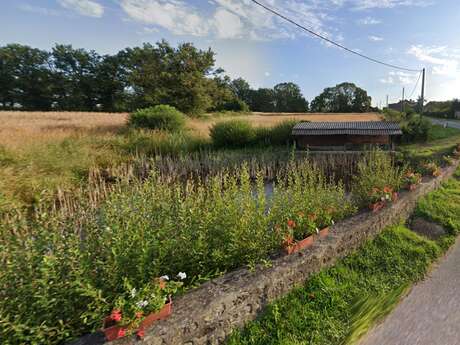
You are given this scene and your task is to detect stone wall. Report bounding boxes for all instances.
[73,163,458,345]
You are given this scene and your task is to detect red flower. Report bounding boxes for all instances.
[111,310,122,322]
[117,328,126,338]
[287,219,296,228]
[137,329,145,338]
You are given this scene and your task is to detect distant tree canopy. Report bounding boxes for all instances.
[310,82,371,113]
[1,41,374,115]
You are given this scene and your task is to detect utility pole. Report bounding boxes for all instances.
[420,68,426,114]
[386,95,389,108]
[402,87,405,113]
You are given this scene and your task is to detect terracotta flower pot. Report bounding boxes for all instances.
[103,322,128,342]
[284,235,314,255]
[369,201,385,213]
[319,227,329,238]
[103,298,173,341]
[138,298,172,334]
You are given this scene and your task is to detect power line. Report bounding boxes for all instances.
[249,0,422,73]
[407,70,422,100]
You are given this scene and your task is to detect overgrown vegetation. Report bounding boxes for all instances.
[0,161,359,344]
[352,150,404,207]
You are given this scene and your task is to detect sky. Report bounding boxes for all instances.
[1,0,460,106]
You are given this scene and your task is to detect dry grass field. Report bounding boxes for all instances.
[0,111,382,147]
[0,111,127,149]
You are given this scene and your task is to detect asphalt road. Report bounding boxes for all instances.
[427,117,460,130]
[359,236,460,345]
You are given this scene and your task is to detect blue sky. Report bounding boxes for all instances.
[2,0,460,105]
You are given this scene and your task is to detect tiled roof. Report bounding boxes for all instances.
[292,121,402,136]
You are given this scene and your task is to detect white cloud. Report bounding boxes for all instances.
[213,8,244,39]
[357,16,381,25]
[406,45,460,100]
[264,71,271,77]
[380,71,418,85]
[120,0,337,41]
[19,4,60,16]
[120,0,210,36]
[368,35,383,42]
[350,0,433,10]
[57,0,104,17]
[408,45,459,76]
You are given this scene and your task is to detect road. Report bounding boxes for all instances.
[426,116,460,130]
[359,236,460,345]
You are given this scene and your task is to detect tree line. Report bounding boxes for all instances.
[0,40,372,114]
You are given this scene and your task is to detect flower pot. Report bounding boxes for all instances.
[138,298,172,333]
[103,298,173,341]
[319,227,329,238]
[103,322,128,342]
[284,235,314,255]
[369,201,385,213]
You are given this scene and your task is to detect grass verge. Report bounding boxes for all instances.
[228,169,460,345]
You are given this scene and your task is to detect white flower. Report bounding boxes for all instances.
[160,275,169,281]
[331,220,335,225]
[315,228,319,234]
[130,288,137,298]
[136,300,149,309]
[177,272,187,280]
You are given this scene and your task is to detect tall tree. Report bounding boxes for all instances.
[51,45,101,110]
[273,82,309,112]
[94,54,129,112]
[119,40,216,114]
[230,78,252,105]
[0,44,53,110]
[250,88,276,112]
[310,82,371,113]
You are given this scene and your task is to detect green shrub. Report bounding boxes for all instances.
[210,120,256,148]
[128,105,186,132]
[255,120,298,146]
[217,99,250,112]
[352,150,404,207]
[382,108,405,122]
[401,116,432,143]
